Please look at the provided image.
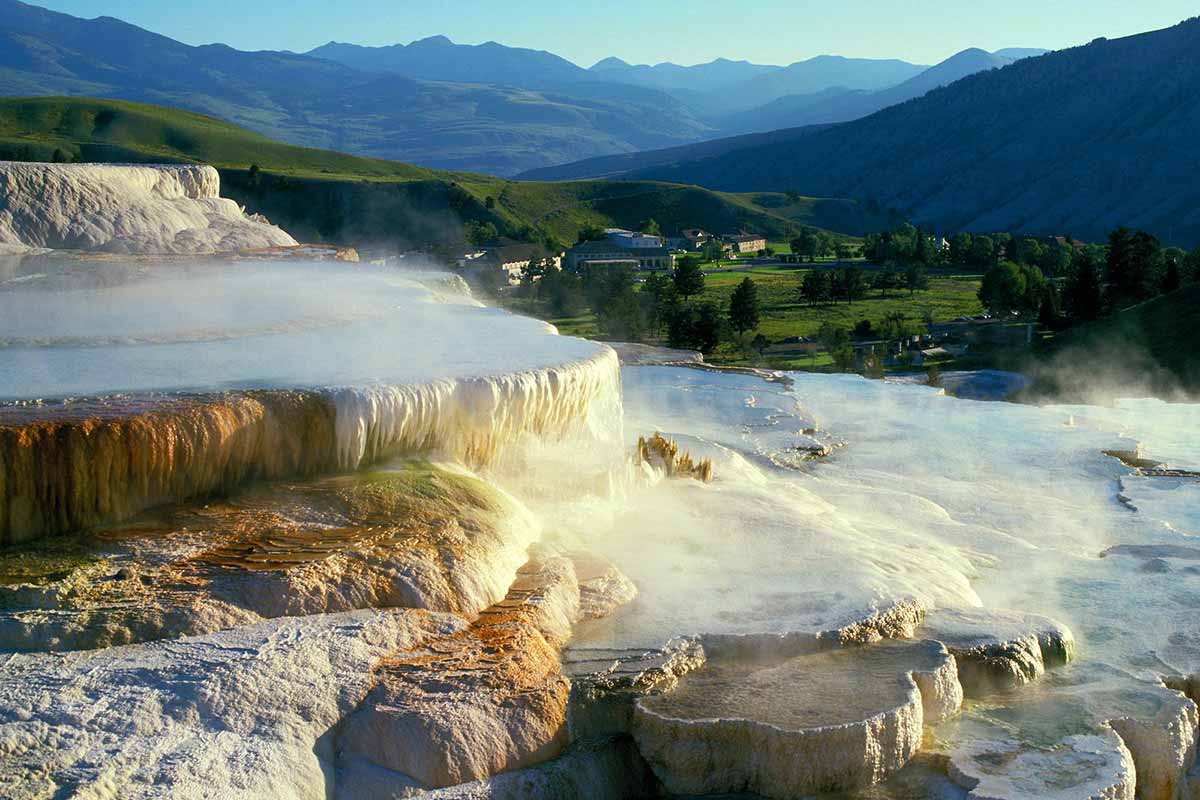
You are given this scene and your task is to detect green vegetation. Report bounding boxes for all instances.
[0,96,434,180]
[699,268,983,361]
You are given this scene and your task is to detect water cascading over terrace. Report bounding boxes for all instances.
[0,260,622,543]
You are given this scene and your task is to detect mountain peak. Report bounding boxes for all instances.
[591,56,630,70]
[412,35,453,47]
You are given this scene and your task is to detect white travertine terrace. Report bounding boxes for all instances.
[0,162,297,254]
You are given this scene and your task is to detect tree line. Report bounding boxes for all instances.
[976,228,1199,327]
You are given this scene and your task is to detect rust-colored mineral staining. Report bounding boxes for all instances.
[0,391,338,544]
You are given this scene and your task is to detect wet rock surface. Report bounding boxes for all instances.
[633,638,961,798]
[0,463,537,651]
[920,607,1076,695]
[333,548,637,790]
[947,729,1137,800]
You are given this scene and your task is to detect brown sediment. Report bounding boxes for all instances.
[0,391,338,545]
[0,463,533,651]
[334,550,631,788]
[636,433,714,483]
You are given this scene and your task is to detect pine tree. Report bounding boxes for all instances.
[728,278,761,335]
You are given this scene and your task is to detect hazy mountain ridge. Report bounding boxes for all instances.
[0,0,1062,178]
[713,48,1017,134]
[546,21,1200,245]
[0,0,712,175]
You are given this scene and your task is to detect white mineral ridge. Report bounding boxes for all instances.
[0,162,297,254]
[0,608,462,800]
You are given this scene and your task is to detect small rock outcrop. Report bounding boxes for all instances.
[632,637,961,798]
[948,729,1137,800]
[920,607,1076,695]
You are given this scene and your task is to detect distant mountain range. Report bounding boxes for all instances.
[0,0,711,175]
[711,48,1020,134]
[521,20,1200,247]
[0,0,1055,175]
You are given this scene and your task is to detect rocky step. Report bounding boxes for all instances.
[632,637,962,798]
[941,672,1199,800]
[332,548,638,791]
[948,729,1137,800]
[919,607,1075,696]
[0,462,537,652]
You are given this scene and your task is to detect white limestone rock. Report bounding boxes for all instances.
[1107,684,1198,800]
[338,736,656,800]
[0,608,461,800]
[563,637,707,741]
[0,162,297,254]
[948,729,1137,800]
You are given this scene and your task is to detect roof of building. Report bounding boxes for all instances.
[725,233,766,243]
[568,241,673,257]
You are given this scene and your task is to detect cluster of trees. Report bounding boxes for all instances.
[862,223,940,266]
[863,223,1079,277]
[976,227,1200,327]
[790,227,851,262]
[516,256,771,356]
[798,264,928,307]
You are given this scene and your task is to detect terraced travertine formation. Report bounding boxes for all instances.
[633,637,962,796]
[3,173,1200,799]
[0,162,297,254]
[0,260,622,544]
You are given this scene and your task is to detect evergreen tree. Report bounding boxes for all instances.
[673,257,706,299]
[873,267,899,297]
[1185,247,1200,284]
[1105,227,1136,304]
[799,269,832,306]
[1062,252,1105,323]
[728,278,761,335]
[1162,256,1182,294]
[903,264,929,295]
[840,266,867,304]
[1037,284,1061,330]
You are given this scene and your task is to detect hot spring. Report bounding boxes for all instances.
[2,254,1200,800]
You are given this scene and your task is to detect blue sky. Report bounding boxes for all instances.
[34,0,1198,67]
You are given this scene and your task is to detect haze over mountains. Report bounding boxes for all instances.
[525,19,1200,246]
[0,0,1042,175]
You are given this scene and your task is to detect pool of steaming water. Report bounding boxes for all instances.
[0,262,604,400]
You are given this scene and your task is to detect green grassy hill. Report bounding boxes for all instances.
[0,96,434,180]
[0,96,886,249]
